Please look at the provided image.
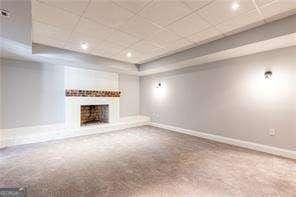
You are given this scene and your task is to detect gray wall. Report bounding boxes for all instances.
[140,46,296,151]
[119,74,140,117]
[0,0,32,45]
[0,58,141,129]
[1,58,65,129]
[0,59,2,129]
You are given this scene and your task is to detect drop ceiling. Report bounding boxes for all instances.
[32,0,296,64]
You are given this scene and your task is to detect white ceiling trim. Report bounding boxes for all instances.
[0,37,139,75]
[138,33,296,76]
[1,33,295,76]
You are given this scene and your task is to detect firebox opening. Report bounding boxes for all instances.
[80,105,109,126]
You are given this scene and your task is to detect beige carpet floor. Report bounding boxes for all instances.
[1,126,295,197]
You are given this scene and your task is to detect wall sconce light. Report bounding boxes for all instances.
[0,9,10,18]
[156,82,162,88]
[265,71,272,79]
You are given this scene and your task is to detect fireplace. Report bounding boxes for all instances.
[80,105,109,126]
[65,89,120,128]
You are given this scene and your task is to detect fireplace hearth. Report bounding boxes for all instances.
[80,105,109,126]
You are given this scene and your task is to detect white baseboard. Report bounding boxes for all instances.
[1,116,150,147]
[150,122,296,160]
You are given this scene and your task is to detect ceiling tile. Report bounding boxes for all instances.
[254,0,274,6]
[105,30,140,47]
[84,1,134,28]
[32,0,296,65]
[116,38,195,63]
[91,49,114,59]
[216,9,264,35]
[167,12,211,37]
[198,0,256,25]
[33,34,65,48]
[91,51,118,60]
[93,40,127,55]
[130,41,165,54]
[182,0,214,10]
[116,49,146,63]
[140,50,167,62]
[187,27,222,43]
[139,1,192,26]
[74,17,114,41]
[32,20,72,41]
[67,31,101,49]
[145,29,182,46]
[111,0,152,13]
[118,16,163,39]
[38,0,90,15]
[32,0,79,29]
[64,42,92,54]
[259,0,296,21]
[163,38,194,51]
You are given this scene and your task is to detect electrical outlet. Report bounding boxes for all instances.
[269,129,276,136]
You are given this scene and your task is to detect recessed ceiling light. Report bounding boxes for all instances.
[231,2,240,11]
[126,52,132,58]
[80,42,89,50]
